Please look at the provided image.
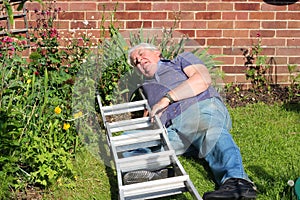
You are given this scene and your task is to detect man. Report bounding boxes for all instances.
[125,43,257,200]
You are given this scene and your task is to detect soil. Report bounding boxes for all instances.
[224,84,300,108]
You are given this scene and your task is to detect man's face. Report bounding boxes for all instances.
[130,48,161,78]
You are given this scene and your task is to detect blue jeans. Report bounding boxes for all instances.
[123,97,250,185]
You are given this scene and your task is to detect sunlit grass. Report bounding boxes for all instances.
[43,103,300,200]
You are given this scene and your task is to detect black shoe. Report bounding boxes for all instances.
[203,178,257,200]
[123,168,169,185]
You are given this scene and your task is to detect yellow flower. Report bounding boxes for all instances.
[54,106,62,114]
[63,123,70,130]
[27,79,32,84]
[73,111,83,119]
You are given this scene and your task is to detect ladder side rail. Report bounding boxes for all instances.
[96,94,108,127]
[185,179,203,200]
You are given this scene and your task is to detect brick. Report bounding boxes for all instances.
[277,30,300,37]
[223,75,236,84]
[234,38,255,46]
[207,38,233,46]
[223,30,249,37]
[169,12,194,20]
[25,2,42,12]
[249,12,275,20]
[115,12,139,20]
[277,47,300,55]
[86,12,104,20]
[287,39,300,46]
[99,21,125,30]
[276,75,289,83]
[184,39,204,48]
[196,30,222,37]
[207,3,233,11]
[180,3,206,11]
[181,21,206,29]
[288,21,300,28]
[275,65,290,73]
[126,3,151,10]
[141,12,167,20]
[288,3,300,11]
[153,3,179,10]
[207,48,222,56]
[195,12,221,20]
[261,47,276,55]
[236,75,250,84]
[261,3,287,11]
[235,3,260,11]
[208,21,233,29]
[126,21,152,29]
[223,47,245,56]
[235,21,260,29]
[276,12,300,20]
[262,21,287,29]
[269,57,288,65]
[250,30,275,37]
[178,30,195,37]
[222,12,248,20]
[153,21,177,28]
[195,39,205,46]
[215,56,235,65]
[53,21,70,29]
[54,2,69,12]
[261,38,286,47]
[222,65,247,73]
[58,12,84,20]
[98,3,125,11]
[70,3,97,11]
[70,20,97,29]
[289,57,300,65]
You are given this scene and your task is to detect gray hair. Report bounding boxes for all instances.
[128,43,159,66]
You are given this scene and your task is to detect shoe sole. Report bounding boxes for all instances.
[123,169,168,185]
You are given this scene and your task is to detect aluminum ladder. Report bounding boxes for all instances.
[96,91,202,200]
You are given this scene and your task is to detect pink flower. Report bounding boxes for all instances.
[256,33,261,37]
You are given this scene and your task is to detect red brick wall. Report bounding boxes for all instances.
[25,0,300,87]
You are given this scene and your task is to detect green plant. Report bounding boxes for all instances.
[0,0,92,197]
[241,34,271,89]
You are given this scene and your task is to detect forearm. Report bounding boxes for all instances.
[168,64,212,102]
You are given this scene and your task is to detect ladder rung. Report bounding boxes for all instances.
[102,100,147,116]
[111,129,163,146]
[121,175,189,198]
[112,129,163,152]
[108,117,152,133]
[118,150,174,172]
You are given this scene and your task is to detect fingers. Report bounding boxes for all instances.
[150,98,169,116]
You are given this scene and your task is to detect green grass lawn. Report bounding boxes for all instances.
[43,102,300,200]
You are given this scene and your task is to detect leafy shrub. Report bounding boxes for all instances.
[0,1,91,197]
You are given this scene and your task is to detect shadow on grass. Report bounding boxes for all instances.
[98,132,119,200]
[282,102,300,113]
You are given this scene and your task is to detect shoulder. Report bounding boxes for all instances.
[174,52,204,67]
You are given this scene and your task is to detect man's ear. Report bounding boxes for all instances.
[154,50,161,57]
